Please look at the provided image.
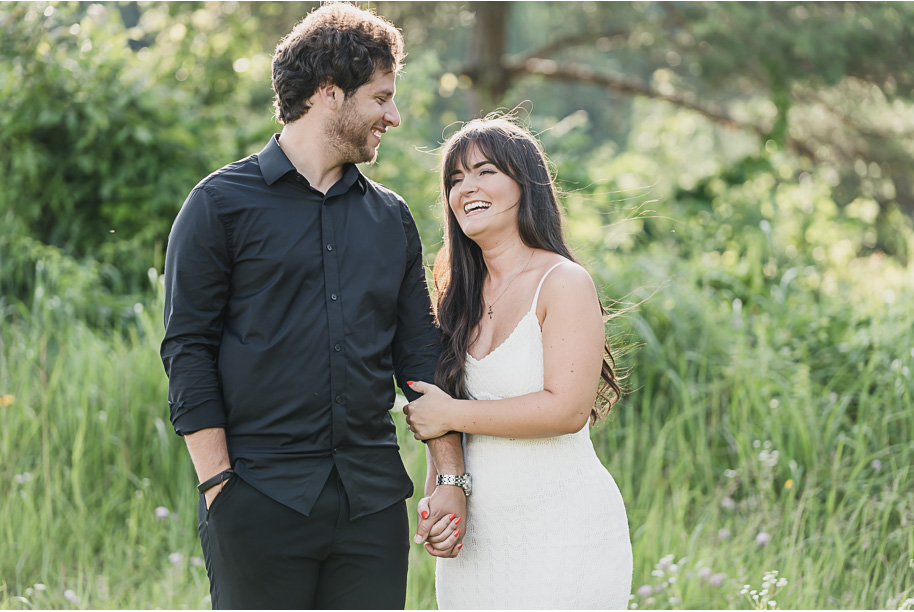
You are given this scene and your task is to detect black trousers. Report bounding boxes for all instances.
[197,468,409,610]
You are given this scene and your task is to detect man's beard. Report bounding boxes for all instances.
[324,99,378,165]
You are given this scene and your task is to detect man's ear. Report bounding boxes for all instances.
[316,80,342,110]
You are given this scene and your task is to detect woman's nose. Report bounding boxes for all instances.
[459,175,477,194]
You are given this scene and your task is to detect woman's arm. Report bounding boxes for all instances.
[406,263,606,439]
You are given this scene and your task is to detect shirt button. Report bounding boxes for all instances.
[326,244,333,251]
[332,447,339,454]
[334,343,341,352]
[335,395,342,403]
[330,293,337,301]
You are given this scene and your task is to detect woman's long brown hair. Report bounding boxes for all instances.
[433,117,622,423]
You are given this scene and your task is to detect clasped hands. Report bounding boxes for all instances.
[405,381,466,557]
[414,481,467,558]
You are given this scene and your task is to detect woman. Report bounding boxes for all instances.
[403,117,633,609]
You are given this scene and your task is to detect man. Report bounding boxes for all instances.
[160,4,466,608]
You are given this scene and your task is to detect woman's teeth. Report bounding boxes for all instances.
[464,201,491,213]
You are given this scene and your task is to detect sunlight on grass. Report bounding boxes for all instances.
[2,231,912,609]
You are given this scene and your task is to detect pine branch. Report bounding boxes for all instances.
[506,57,817,158]
[508,28,630,65]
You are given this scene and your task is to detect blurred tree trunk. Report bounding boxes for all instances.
[463,2,510,113]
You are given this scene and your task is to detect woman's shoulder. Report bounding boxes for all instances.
[535,254,594,287]
[533,254,598,311]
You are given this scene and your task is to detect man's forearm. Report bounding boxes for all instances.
[426,432,464,474]
[184,427,231,483]
[424,446,438,497]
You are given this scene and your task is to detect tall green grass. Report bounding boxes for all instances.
[591,246,914,610]
[0,289,208,608]
[1,241,912,609]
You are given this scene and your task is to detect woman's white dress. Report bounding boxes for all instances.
[436,262,633,610]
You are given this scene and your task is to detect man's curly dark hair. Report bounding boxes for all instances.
[271,2,404,124]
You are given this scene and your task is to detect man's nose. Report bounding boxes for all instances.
[385,101,401,128]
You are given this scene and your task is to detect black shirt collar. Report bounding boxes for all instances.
[258,134,367,194]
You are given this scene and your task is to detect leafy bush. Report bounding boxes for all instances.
[0,2,275,297]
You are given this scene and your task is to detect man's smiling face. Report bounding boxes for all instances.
[325,69,400,165]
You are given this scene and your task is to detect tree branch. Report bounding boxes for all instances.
[505,57,817,158]
[508,28,630,66]
[796,88,914,141]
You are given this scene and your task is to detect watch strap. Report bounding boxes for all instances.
[436,474,462,487]
[436,473,471,496]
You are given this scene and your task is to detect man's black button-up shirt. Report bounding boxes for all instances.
[161,135,440,519]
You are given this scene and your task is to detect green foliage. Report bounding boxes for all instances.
[0,211,150,329]
[1,2,913,609]
[680,3,914,95]
[0,281,207,609]
[0,2,285,295]
[2,196,913,608]
[0,4,205,258]
[3,0,914,301]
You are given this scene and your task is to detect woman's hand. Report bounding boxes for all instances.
[403,381,456,440]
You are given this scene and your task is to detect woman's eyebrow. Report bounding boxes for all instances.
[450,160,492,177]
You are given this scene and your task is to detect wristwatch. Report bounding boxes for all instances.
[436,473,472,496]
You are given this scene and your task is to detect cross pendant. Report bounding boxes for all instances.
[487,305,493,319]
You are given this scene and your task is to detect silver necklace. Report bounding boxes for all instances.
[485,250,535,319]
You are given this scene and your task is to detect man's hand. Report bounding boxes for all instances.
[415,485,467,557]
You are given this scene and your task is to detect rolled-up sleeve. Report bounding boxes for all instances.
[161,186,232,435]
[392,201,441,402]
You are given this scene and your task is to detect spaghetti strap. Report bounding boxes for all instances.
[530,261,567,313]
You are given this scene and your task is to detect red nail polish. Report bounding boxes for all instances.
[454,517,462,525]
[453,528,460,538]
[448,512,456,520]
[407,380,415,385]
[421,510,428,519]
[457,543,463,550]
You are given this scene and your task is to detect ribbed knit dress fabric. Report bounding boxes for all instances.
[436,262,633,610]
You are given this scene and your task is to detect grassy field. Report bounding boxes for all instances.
[1,234,913,609]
